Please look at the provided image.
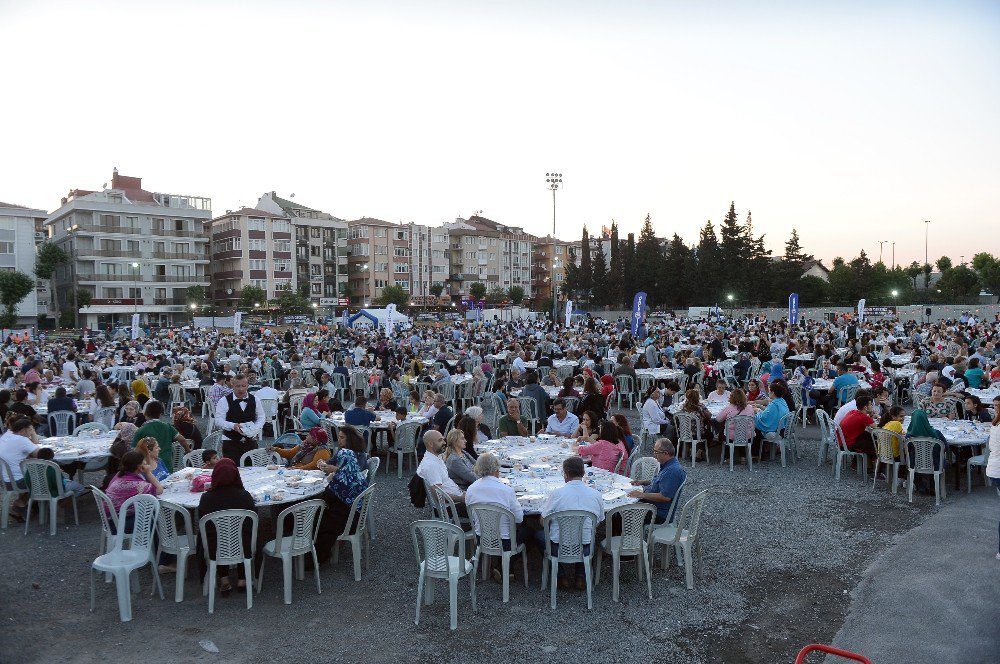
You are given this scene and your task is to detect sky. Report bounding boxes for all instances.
[1,0,998,266]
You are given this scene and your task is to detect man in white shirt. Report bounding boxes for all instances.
[465,452,525,552]
[537,455,604,590]
[834,398,859,425]
[545,399,580,437]
[417,429,465,508]
[0,418,40,500]
[61,354,80,383]
[511,351,527,375]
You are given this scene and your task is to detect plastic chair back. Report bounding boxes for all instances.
[411,519,466,576]
[394,422,421,453]
[202,431,223,453]
[467,502,517,554]
[156,500,195,555]
[272,499,325,555]
[543,509,597,561]
[199,509,258,566]
[343,484,376,538]
[905,436,945,473]
[48,411,76,437]
[22,459,67,501]
[73,422,110,436]
[240,449,279,467]
[93,407,117,430]
[630,456,660,482]
[726,415,755,444]
[120,493,160,554]
[606,503,655,553]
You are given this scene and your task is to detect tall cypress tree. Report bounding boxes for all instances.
[579,225,593,301]
[591,240,609,306]
[743,210,772,301]
[662,233,695,307]
[718,201,744,296]
[694,220,723,304]
[635,214,661,303]
[623,232,638,303]
[608,221,624,308]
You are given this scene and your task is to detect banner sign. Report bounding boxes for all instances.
[564,300,573,327]
[341,309,350,327]
[131,313,140,340]
[233,311,242,335]
[788,293,799,325]
[385,303,396,335]
[863,305,896,317]
[857,298,866,324]
[631,291,647,336]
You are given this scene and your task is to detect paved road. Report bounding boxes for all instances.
[829,486,1000,664]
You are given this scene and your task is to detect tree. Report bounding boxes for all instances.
[0,270,35,328]
[507,285,525,304]
[590,240,609,306]
[429,283,444,298]
[375,285,409,307]
[783,228,811,263]
[239,285,266,310]
[937,265,980,299]
[622,233,638,302]
[562,249,579,300]
[634,214,661,304]
[275,289,312,313]
[971,254,1000,302]
[661,234,696,308]
[798,275,829,305]
[186,285,206,307]
[607,222,624,308]
[485,286,505,304]
[742,210,772,301]
[718,202,744,291]
[905,261,922,289]
[578,226,593,300]
[693,220,722,304]
[469,282,487,301]
[75,288,92,309]
[34,242,69,280]
[935,256,953,273]
[922,263,932,288]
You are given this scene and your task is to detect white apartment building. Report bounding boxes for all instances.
[443,215,534,300]
[256,192,349,310]
[406,222,450,305]
[45,170,212,329]
[0,201,46,325]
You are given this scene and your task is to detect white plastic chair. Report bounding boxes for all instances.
[614,375,637,409]
[872,427,904,494]
[183,450,206,468]
[21,459,79,536]
[647,489,708,589]
[202,431,223,453]
[905,437,947,505]
[200,386,212,419]
[89,494,163,622]
[168,384,186,415]
[468,502,529,603]
[92,407,117,430]
[675,412,708,467]
[333,484,377,581]
[595,502,655,602]
[261,398,280,438]
[257,499,325,604]
[719,415,755,472]
[516,397,540,435]
[832,419,868,482]
[966,445,990,493]
[240,449,281,467]
[199,509,259,613]
[155,500,196,602]
[48,411,77,437]
[1,459,27,529]
[629,457,660,483]
[411,519,477,630]
[815,410,837,466]
[768,412,797,468]
[390,422,421,477]
[540,509,598,610]
[89,486,130,575]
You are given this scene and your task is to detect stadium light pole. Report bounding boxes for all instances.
[546,172,562,324]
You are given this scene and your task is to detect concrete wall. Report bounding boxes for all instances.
[571,305,1000,323]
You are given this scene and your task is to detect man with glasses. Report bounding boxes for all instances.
[545,398,579,437]
[629,439,686,524]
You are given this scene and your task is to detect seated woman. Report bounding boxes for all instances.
[682,388,714,447]
[135,436,169,481]
[905,409,949,493]
[376,388,398,412]
[268,426,332,470]
[963,394,992,423]
[172,406,203,450]
[313,425,370,565]
[714,388,754,444]
[117,400,146,428]
[573,410,600,444]
[197,458,257,595]
[745,379,763,403]
[610,413,635,452]
[444,428,477,491]
[460,407,491,445]
[299,392,327,429]
[925,383,956,419]
[557,376,579,399]
[105,450,163,533]
[575,420,629,473]
[102,422,138,489]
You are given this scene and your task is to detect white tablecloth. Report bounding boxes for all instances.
[159,466,327,508]
[474,436,637,514]
[327,411,428,429]
[42,432,118,463]
[901,418,990,448]
[667,401,727,417]
[636,368,684,381]
[967,387,999,403]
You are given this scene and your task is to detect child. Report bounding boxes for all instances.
[35,447,89,496]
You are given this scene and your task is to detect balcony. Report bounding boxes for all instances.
[81,249,135,258]
[153,298,189,306]
[153,275,207,283]
[150,228,205,238]
[74,224,141,235]
[77,273,138,282]
[151,251,206,261]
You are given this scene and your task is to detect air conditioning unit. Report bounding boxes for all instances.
[34,232,46,241]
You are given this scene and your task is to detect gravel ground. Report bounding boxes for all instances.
[0,407,935,664]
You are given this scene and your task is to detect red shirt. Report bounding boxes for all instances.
[839,409,874,450]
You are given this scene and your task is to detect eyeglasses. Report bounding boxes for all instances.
[652,448,667,455]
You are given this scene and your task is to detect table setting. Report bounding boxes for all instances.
[158,466,327,509]
[41,431,118,463]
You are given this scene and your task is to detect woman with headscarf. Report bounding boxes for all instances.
[102,422,138,489]
[171,406,203,449]
[197,458,257,596]
[313,425,369,565]
[130,377,151,407]
[268,426,332,470]
[117,400,146,428]
[905,408,948,494]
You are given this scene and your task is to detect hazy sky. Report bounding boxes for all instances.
[2,0,998,265]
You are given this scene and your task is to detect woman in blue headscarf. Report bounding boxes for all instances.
[905,409,947,494]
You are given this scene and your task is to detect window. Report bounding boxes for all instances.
[275,280,292,291]
[274,240,291,253]
[432,250,445,259]
[251,279,268,289]
[489,253,496,260]
[394,247,409,257]
[374,228,387,238]
[556,245,564,255]
[394,264,408,273]
[350,243,369,257]
[213,237,241,253]
[0,242,14,254]
[376,263,389,272]
[274,260,289,272]
[432,265,446,273]
[310,264,321,276]
[310,246,320,257]
[249,239,266,251]
[249,259,267,271]
[349,227,369,239]
[310,228,320,238]
[248,218,266,231]
[374,245,387,255]
[395,230,409,240]
[311,283,321,294]
[433,234,447,243]
[489,238,497,246]
[465,251,475,259]
[272,219,291,234]
[395,279,409,290]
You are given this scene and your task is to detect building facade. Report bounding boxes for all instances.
[256,192,348,310]
[443,215,535,302]
[45,171,212,329]
[0,201,46,326]
[208,207,293,307]
[531,235,576,306]
[406,222,449,305]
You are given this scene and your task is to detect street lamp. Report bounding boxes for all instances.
[727,293,734,319]
[891,289,899,298]
[546,172,562,324]
[924,220,930,269]
[312,301,318,325]
[877,241,887,264]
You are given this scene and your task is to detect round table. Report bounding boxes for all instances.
[967,387,999,403]
[42,432,118,463]
[158,466,327,509]
[474,435,638,514]
[667,400,727,418]
[901,417,990,490]
[326,411,428,429]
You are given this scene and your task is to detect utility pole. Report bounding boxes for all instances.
[546,172,562,324]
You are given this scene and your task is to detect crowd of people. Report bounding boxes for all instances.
[0,307,998,593]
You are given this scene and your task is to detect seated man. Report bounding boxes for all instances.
[497,398,530,437]
[431,393,454,433]
[344,396,378,428]
[838,393,876,461]
[417,429,465,513]
[537,455,604,590]
[629,439,686,524]
[46,386,77,417]
[0,418,40,517]
[465,452,527,577]
[545,398,580,437]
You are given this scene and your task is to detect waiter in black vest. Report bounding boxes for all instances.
[214,374,266,462]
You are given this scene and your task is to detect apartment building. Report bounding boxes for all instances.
[256,192,348,308]
[531,235,577,306]
[443,215,535,301]
[406,222,450,305]
[45,170,212,329]
[0,201,46,325]
[208,207,293,307]
[346,218,409,306]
